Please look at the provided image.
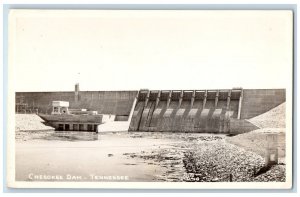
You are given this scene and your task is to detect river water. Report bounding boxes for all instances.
[15,130,226,182]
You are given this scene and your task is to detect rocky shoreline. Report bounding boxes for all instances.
[124,134,285,182]
[182,140,285,182]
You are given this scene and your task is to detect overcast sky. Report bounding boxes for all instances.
[10,10,293,91]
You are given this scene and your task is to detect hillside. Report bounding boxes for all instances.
[248,102,286,129]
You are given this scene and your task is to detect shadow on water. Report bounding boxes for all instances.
[16,130,99,142]
[43,131,99,141]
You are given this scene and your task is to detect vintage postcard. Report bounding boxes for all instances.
[6,9,293,189]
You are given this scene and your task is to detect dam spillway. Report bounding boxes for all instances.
[129,89,244,133]
[128,88,286,134]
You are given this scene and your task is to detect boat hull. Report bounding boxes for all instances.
[39,114,103,132]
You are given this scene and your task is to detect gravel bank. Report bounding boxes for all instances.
[225,102,286,181]
[183,141,266,182]
[15,114,54,131]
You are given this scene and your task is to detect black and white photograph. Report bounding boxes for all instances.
[6,9,293,189]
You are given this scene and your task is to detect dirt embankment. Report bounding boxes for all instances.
[227,102,286,163]
[248,102,286,129]
[15,114,54,131]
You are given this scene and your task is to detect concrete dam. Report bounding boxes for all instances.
[16,87,286,134]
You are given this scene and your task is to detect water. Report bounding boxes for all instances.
[15,130,226,182]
